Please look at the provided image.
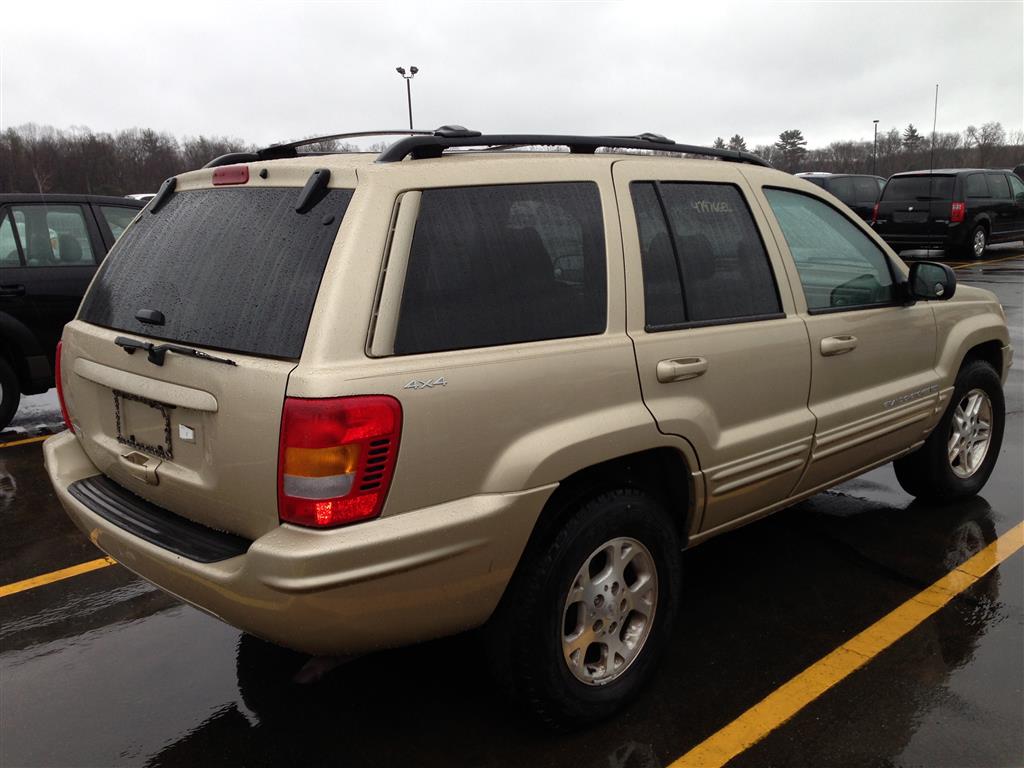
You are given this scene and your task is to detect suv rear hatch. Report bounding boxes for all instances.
[875,174,955,241]
[61,176,353,540]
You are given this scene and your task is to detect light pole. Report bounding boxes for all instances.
[872,119,879,175]
[395,66,418,130]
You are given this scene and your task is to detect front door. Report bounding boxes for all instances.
[756,186,940,494]
[614,161,815,534]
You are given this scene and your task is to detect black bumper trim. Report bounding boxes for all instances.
[68,475,252,563]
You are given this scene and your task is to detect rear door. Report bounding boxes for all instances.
[984,173,1014,237]
[61,174,356,540]
[91,203,143,252]
[1008,174,1024,234]
[3,202,102,362]
[614,161,814,533]
[0,208,37,341]
[757,186,939,494]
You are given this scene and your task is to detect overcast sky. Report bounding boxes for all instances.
[1,0,1021,150]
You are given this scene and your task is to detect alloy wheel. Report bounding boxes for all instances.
[561,537,658,686]
[948,388,993,479]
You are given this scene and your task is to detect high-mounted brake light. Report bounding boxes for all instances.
[871,203,879,224]
[55,341,73,432]
[212,165,250,185]
[278,396,402,527]
[950,201,965,223]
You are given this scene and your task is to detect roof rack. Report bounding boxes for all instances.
[204,126,771,169]
[203,129,438,168]
[376,128,772,167]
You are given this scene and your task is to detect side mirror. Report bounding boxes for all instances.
[908,261,956,301]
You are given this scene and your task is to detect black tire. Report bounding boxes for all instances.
[960,223,988,260]
[894,359,1004,501]
[484,488,682,728]
[0,358,20,432]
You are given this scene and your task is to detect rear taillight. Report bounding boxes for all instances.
[871,203,879,223]
[950,201,965,223]
[55,341,73,432]
[278,396,402,527]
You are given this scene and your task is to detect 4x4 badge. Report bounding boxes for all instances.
[404,376,448,390]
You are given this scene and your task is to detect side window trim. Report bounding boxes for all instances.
[762,185,903,315]
[368,191,421,357]
[635,180,785,332]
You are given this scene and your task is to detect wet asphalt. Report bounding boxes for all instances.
[1,250,1022,768]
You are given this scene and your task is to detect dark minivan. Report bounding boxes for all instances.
[0,194,144,429]
[872,169,1024,258]
[796,173,886,221]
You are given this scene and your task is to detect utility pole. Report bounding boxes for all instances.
[872,119,879,175]
[395,66,419,130]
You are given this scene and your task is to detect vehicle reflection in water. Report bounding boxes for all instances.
[131,494,1004,768]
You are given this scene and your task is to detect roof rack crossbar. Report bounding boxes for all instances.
[375,133,771,167]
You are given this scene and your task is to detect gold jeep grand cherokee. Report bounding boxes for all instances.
[45,128,1011,726]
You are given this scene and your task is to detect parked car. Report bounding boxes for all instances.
[126,193,156,202]
[795,172,886,221]
[0,194,144,429]
[44,129,1010,726]
[872,169,1024,258]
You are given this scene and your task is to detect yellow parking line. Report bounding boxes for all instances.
[668,521,1024,768]
[952,253,1024,270]
[0,434,52,449]
[0,556,117,599]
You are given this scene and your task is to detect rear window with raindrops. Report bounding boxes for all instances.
[79,187,352,359]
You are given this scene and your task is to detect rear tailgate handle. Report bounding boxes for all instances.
[0,284,25,297]
[657,356,708,383]
[820,335,859,356]
[119,451,162,485]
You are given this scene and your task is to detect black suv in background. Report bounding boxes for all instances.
[795,172,886,221]
[0,194,144,429]
[872,169,1024,258]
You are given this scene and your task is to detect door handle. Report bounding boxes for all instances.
[0,284,25,297]
[657,356,708,383]
[820,335,858,356]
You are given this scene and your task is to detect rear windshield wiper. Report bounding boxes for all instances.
[115,336,237,367]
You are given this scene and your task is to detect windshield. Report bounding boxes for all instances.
[881,176,955,202]
[79,186,352,359]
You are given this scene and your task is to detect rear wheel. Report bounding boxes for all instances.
[0,358,20,431]
[960,224,988,259]
[485,488,682,727]
[894,359,1004,501]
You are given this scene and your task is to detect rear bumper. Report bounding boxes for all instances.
[44,431,553,656]
[874,224,966,252]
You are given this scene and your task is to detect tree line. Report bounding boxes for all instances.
[1,121,1022,196]
[718,122,1021,176]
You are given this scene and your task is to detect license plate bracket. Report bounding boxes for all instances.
[113,389,175,460]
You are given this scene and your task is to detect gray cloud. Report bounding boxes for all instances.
[2,0,1021,150]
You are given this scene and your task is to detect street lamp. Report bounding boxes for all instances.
[395,66,419,130]
[872,119,879,176]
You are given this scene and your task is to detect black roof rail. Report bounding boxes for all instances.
[376,131,772,167]
[203,128,439,168]
[203,127,771,169]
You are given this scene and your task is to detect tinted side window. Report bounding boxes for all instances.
[100,206,140,240]
[854,177,881,204]
[10,204,96,266]
[827,177,857,205]
[393,183,606,355]
[1009,174,1024,203]
[631,183,685,328]
[986,173,1011,200]
[0,212,22,268]
[764,188,896,312]
[965,174,990,198]
[631,182,781,328]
